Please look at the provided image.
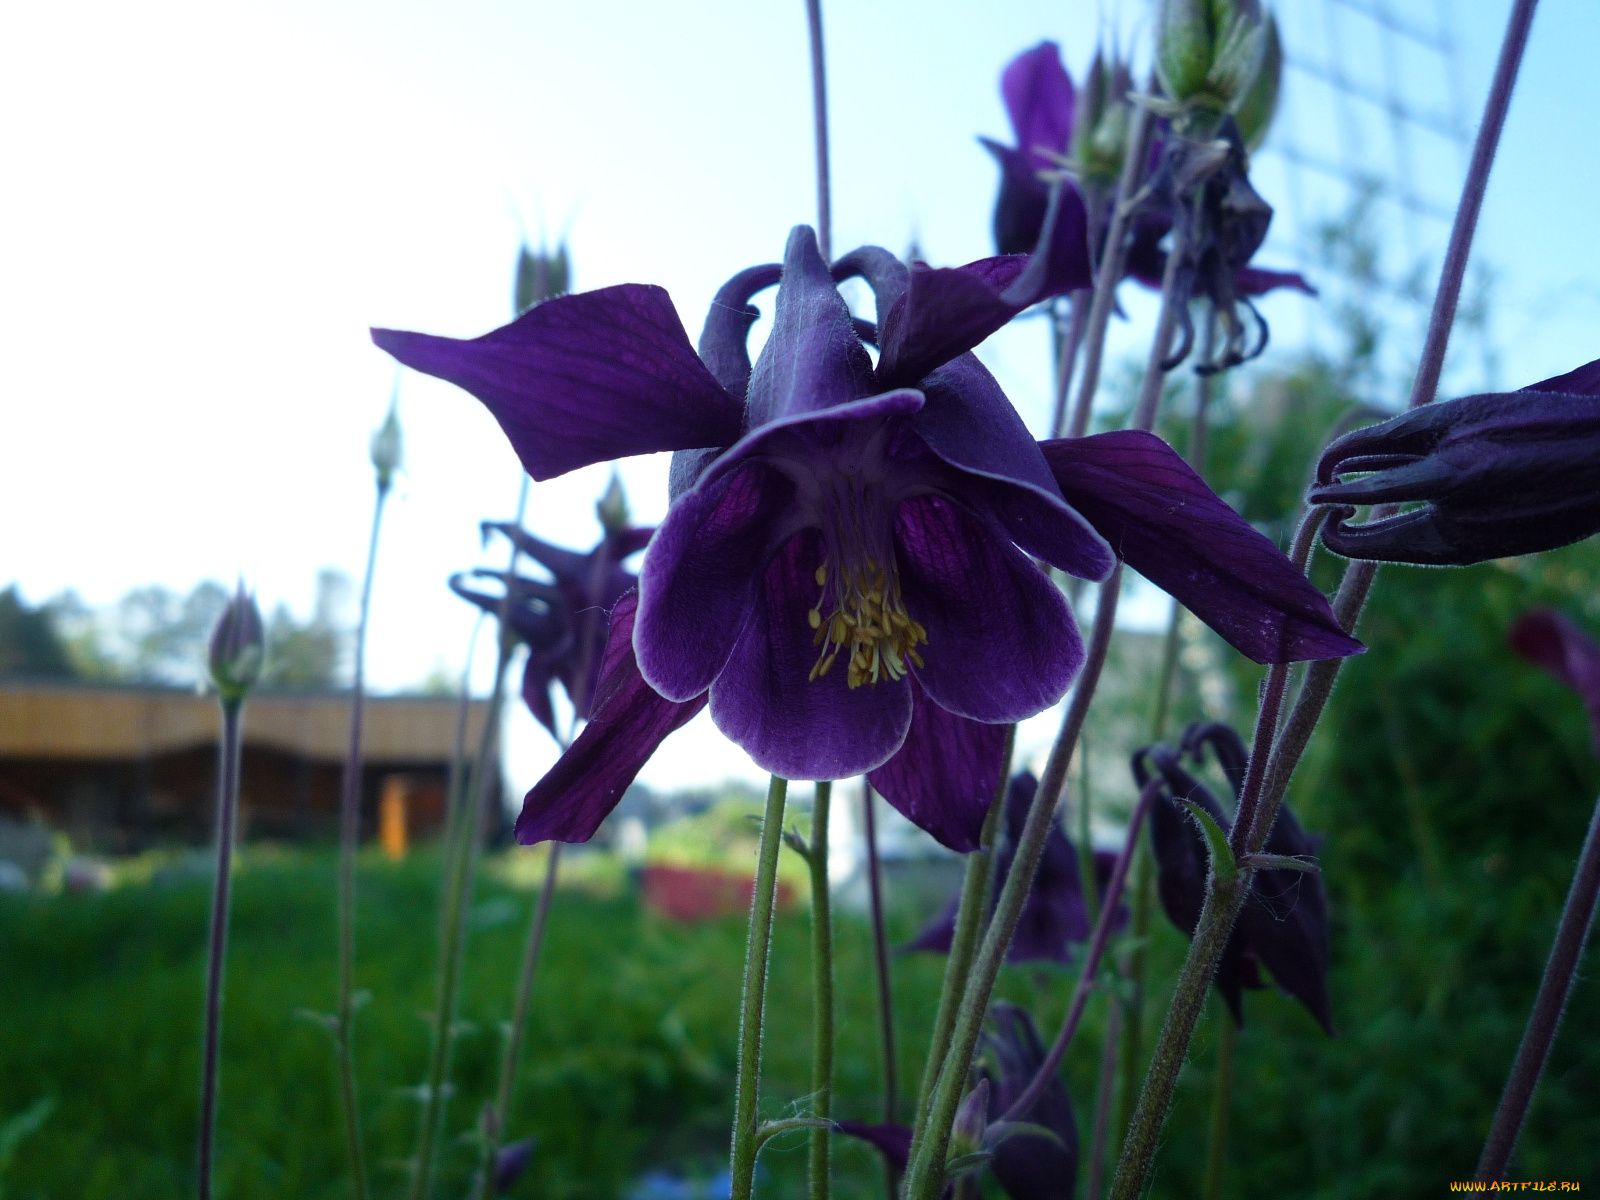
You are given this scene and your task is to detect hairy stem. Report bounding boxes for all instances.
[1200,1004,1236,1200]
[1051,291,1092,439]
[1085,988,1121,1200]
[1076,743,1099,930]
[805,0,831,261]
[910,730,1014,1146]
[197,697,243,1200]
[806,781,835,1200]
[335,481,388,1200]
[1475,792,1600,1179]
[730,776,791,1200]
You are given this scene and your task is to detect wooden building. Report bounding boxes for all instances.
[0,681,498,852]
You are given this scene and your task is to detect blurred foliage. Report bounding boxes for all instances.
[0,588,74,678]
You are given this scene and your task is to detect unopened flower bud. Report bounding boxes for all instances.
[1233,14,1282,150]
[1071,51,1135,191]
[514,243,570,316]
[209,584,264,702]
[370,400,403,491]
[950,1076,990,1159]
[596,471,631,534]
[1155,0,1267,126]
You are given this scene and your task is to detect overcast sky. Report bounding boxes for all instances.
[3,0,1596,796]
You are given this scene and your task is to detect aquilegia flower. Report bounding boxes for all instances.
[375,224,1356,851]
[1309,357,1600,566]
[1509,609,1600,754]
[908,771,1126,963]
[836,1003,1076,1200]
[451,511,651,737]
[1135,722,1334,1033]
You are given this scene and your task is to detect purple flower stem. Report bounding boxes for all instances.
[808,781,835,1200]
[1109,507,1328,1200]
[196,696,243,1200]
[805,0,831,261]
[999,780,1160,1125]
[1475,792,1600,1180]
[1065,103,1155,439]
[1200,1000,1237,1200]
[909,728,1015,1142]
[334,479,389,1200]
[863,782,897,1140]
[1085,997,1121,1200]
[1050,290,1091,439]
[729,775,790,1200]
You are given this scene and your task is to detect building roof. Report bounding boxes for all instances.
[0,681,491,763]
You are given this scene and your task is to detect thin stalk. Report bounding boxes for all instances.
[197,697,243,1200]
[411,635,514,1200]
[1076,744,1099,930]
[1246,0,1539,898]
[805,0,831,261]
[863,781,898,1143]
[1085,998,1121,1200]
[807,781,834,1200]
[1050,291,1092,439]
[1108,845,1153,1173]
[440,615,487,863]
[335,481,388,1200]
[1065,104,1155,439]
[1001,781,1160,1123]
[1200,1001,1236,1200]
[910,728,1015,1141]
[729,775,790,1200]
[1475,792,1600,1180]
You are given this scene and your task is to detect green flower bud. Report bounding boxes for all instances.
[209,584,264,702]
[1155,0,1268,125]
[949,1077,990,1160]
[370,398,403,492]
[1071,50,1135,191]
[514,243,570,316]
[596,471,631,534]
[1233,14,1282,151]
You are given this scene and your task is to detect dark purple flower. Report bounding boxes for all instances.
[1135,723,1333,1033]
[1509,609,1600,755]
[907,772,1126,964]
[979,41,1092,275]
[1310,358,1600,567]
[493,1138,535,1194]
[450,520,651,736]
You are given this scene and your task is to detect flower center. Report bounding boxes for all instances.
[804,479,926,689]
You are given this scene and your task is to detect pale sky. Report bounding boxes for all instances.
[3,0,1596,797]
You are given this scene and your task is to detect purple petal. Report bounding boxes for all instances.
[1043,431,1364,664]
[709,531,913,781]
[1235,265,1317,297]
[1525,356,1600,395]
[833,1121,912,1172]
[520,656,558,738]
[914,353,1113,580]
[896,495,1084,722]
[868,679,1008,852]
[982,138,1054,257]
[745,227,876,429]
[493,1139,535,1194]
[372,285,741,481]
[904,891,960,954]
[1242,802,1334,1035]
[697,263,783,401]
[1001,42,1074,171]
[1510,608,1600,754]
[635,460,796,703]
[516,593,705,844]
[832,245,910,322]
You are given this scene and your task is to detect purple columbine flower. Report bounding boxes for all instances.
[1309,357,1600,566]
[493,1138,535,1194]
[835,1003,1076,1200]
[1509,609,1600,753]
[450,519,651,736]
[1135,722,1334,1033]
[907,771,1126,964]
[375,225,1355,851]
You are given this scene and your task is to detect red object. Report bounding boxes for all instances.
[642,864,794,921]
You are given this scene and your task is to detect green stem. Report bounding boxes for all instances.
[808,782,834,1200]
[1200,1001,1236,1200]
[1076,741,1099,930]
[197,698,243,1200]
[1085,993,1121,1200]
[729,775,790,1200]
[910,727,1014,1144]
[335,481,387,1200]
[411,635,513,1200]
[861,778,898,1200]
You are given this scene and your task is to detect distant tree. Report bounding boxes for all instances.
[260,568,351,690]
[0,586,74,678]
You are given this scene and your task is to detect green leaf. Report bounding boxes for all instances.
[1181,800,1238,883]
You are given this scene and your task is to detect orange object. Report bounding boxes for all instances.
[642,864,794,922]
[379,775,408,861]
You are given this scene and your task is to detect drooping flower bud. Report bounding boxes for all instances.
[370,398,403,492]
[513,243,570,316]
[1509,609,1600,756]
[1232,14,1282,151]
[493,1138,535,1194]
[209,583,265,702]
[596,471,631,535]
[1155,0,1268,129]
[949,1077,991,1160]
